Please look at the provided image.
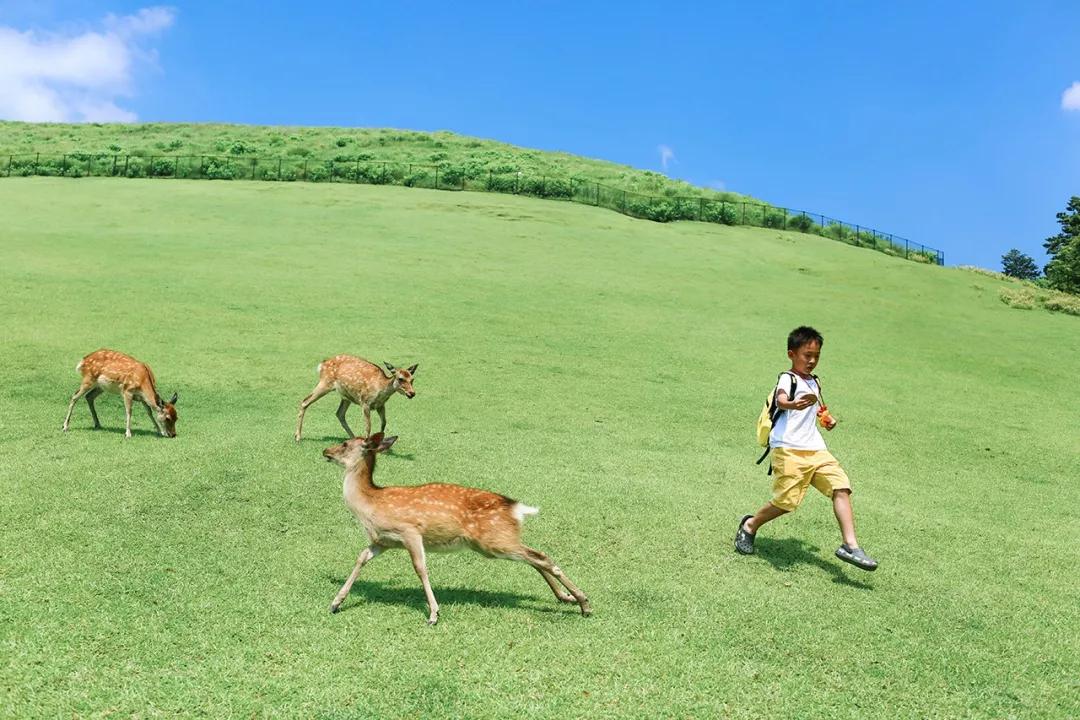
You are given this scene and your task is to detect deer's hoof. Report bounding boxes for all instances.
[329,604,340,614]
[426,616,439,627]
[580,603,593,617]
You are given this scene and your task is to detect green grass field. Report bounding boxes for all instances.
[1,177,1077,718]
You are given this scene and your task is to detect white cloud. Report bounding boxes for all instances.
[658,144,675,172]
[0,6,175,123]
[1063,82,1080,111]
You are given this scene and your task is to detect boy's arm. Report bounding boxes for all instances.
[776,391,817,411]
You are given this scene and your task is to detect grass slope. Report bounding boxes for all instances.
[0,121,751,202]
[0,178,1077,719]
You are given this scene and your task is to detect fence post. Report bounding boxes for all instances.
[6,155,11,177]
[854,224,860,246]
[595,182,599,205]
[34,153,39,175]
[698,197,704,221]
[435,166,439,189]
[488,169,493,190]
[741,202,746,224]
[250,157,256,180]
[302,158,308,181]
[621,190,627,212]
[356,158,361,182]
[277,158,282,181]
[124,155,130,177]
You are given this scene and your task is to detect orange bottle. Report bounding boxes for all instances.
[817,405,837,430]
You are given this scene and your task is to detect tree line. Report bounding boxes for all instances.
[1002,197,1080,295]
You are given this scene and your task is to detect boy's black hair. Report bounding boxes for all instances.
[787,326,824,351]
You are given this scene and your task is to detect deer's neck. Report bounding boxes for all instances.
[345,455,381,495]
[372,379,396,405]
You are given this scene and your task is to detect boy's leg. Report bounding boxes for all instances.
[736,449,808,555]
[831,489,858,547]
[746,503,787,535]
[811,454,878,570]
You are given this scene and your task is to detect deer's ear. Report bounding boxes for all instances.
[378,435,398,452]
[169,392,178,405]
[368,432,384,446]
[383,362,395,373]
[407,364,418,375]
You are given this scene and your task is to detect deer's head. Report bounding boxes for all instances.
[383,362,418,399]
[156,392,178,437]
[323,433,398,467]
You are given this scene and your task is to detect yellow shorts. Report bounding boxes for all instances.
[770,448,851,512]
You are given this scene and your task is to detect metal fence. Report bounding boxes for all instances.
[1,153,944,265]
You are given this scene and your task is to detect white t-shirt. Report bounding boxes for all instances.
[769,372,826,450]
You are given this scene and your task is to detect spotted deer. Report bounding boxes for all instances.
[323,433,592,625]
[295,355,417,442]
[63,349,178,438]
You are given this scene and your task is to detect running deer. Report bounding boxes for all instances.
[295,355,417,442]
[323,433,592,624]
[63,349,178,438]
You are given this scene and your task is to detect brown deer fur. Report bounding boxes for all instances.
[324,433,592,624]
[295,355,417,442]
[63,349,178,438]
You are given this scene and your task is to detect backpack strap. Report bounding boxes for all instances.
[757,371,799,473]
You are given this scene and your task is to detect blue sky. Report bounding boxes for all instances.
[2,1,1079,268]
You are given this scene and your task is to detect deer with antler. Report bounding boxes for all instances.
[323,433,592,625]
[63,349,178,438]
[295,355,417,442]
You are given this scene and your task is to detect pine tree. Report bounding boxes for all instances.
[1001,249,1040,280]
[1044,197,1080,294]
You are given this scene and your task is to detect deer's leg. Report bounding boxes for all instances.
[376,405,387,433]
[295,380,334,441]
[335,399,356,438]
[122,392,134,438]
[142,399,163,435]
[84,388,103,429]
[330,544,382,613]
[362,406,372,436]
[402,534,440,625]
[63,379,94,431]
[536,568,577,603]
[510,545,591,616]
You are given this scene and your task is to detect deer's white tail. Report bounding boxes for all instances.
[76,359,83,372]
[511,503,540,523]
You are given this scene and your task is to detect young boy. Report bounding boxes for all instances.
[735,326,878,571]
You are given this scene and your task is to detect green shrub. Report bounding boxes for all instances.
[787,214,816,232]
[702,201,738,225]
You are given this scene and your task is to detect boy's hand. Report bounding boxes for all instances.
[777,392,817,411]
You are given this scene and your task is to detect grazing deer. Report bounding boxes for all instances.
[63,349,178,438]
[295,355,417,442]
[323,433,592,625]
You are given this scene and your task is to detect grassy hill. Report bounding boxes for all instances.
[0,177,1076,719]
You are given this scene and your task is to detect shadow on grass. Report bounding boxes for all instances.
[324,575,564,615]
[754,537,874,590]
[65,425,160,438]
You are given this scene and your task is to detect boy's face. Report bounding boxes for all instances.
[788,340,821,376]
